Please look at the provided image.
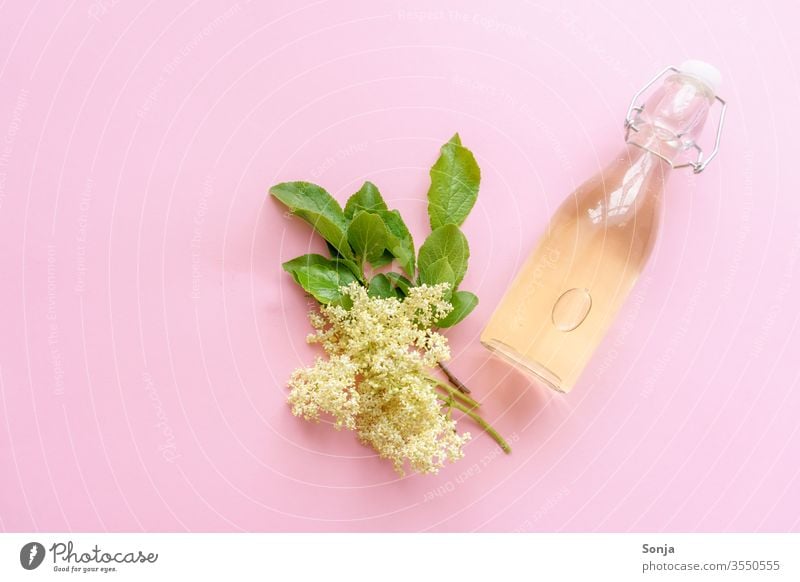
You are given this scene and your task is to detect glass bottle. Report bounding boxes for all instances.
[481,61,727,393]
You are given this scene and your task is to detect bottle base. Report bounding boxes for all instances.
[480,338,568,394]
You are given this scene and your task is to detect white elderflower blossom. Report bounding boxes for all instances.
[287,283,472,474]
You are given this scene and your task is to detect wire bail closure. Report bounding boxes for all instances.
[624,65,727,174]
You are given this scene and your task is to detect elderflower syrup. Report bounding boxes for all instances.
[482,61,727,393]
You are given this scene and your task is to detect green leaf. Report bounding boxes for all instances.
[282,253,330,284]
[370,250,395,269]
[376,209,415,276]
[385,272,413,296]
[417,224,469,288]
[281,254,358,305]
[347,211,389,266]
[427,133,481,230]
[367,274,398,298]
[418,257,455,292]
[326,241,342,257]
[344,181,388,219]
[437,290,478,327]
[270,182,354,260]
[323,242,364,282]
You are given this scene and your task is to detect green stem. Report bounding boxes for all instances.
[446,398,512,454]
[427,374,480,408]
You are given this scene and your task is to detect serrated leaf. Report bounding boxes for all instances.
[437,290,478,327]
[270,182,354,259]
[281,254,358,305]
[367,274,398,298]
[282,253,329,284]
[418,257,455,292]
[418,224,469,288]
[347,211,389,266]
[385,272,413,296]
[377,209,415,276]
[427,133,481,230]
[370,250,395,269]
[344,181,388,219]
[324,242,364,282]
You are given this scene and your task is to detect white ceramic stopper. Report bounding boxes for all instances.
[679,59,722,94]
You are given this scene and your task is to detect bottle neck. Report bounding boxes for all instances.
[625,73,715,169]
[618,141,672,203]
[626,125,683,172]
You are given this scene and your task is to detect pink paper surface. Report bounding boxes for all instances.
[1,0,799,532]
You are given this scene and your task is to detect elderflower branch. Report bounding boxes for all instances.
[444,397,512,454]
[273,135,498,475]
[426,374,480,408]
[289,283,472,475]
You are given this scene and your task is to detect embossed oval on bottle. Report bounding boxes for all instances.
[551,288,592,332]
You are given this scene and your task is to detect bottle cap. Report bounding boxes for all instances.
[679,60,722,94]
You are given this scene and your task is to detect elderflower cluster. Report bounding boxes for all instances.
[288,283,471,474]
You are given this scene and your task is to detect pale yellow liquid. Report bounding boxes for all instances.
[481,145,669,392]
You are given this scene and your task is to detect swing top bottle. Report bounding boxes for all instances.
[481,61,727,393]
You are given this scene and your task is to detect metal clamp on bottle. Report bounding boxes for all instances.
[624,64,727,173]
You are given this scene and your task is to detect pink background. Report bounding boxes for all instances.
[1,0,799,532]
